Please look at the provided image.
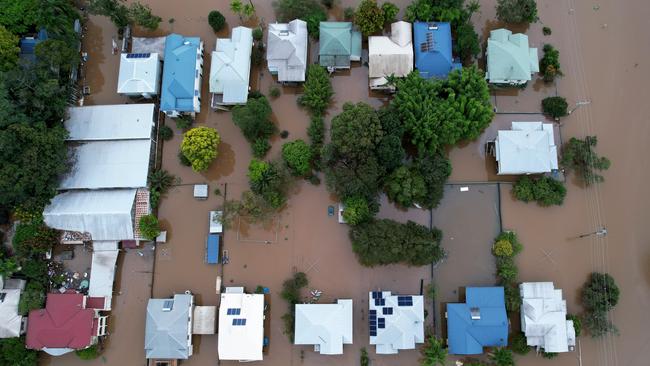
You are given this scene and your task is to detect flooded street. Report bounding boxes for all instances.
[42,0,650,365]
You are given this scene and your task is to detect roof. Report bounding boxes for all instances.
[447,287,508,355]
[294,299,353,354]
[43,189,137,241]
[88,245,119,310]
[319,22,361,68]
[206,234,220,264]
[413,22,461,79]
[65,104,155,141]
[0,279,26,338]
[495,122,559,175]
[210,27,253,105]
[192,306,216,335]
[117,53,162,94]
[19,28,48,61]
[218,290,264,361]
[26,293,97,350]
[368,291,424,354]
[145,293,194,360]
[267,20,308,82]
[369,21,414,80]
[520,282,576,353]
[132,37,167,56]
[161,34,202,113]
[486,28,539,84]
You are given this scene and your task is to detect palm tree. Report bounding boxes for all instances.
[420,336,447,366]
[490,347,515,366]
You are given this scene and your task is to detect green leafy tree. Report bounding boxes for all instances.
[248,160,290,209]
[582,272,620,312]
[376,134,406,173]
[232,94,276,148]
[354,0,385,36]
[88,0,132,28]
[512,176,566,206]
[415,154,451,209]
[282,140,312,176]
[19,259,48,284]
[405,0,435,22]
[494,231,523,256]
[18,282,45,315]
[208,10,226,32]
[0,337,38,366]
[385,166,426,208]
[129,2,162,30]
[148,169,178,209]
[331,102,383,161]
[360,347,370,366]
[490,347,515,366]
[584,310,618,338]
[510,332,530,355]
[252,27,263,41]
[273,0,326,37]
[299,65,333,116]
[496,257,518,284]
[504,285,521,312]
[13,220,59,258]
[496,0,538,23]
[230,0,256,22]
[540,44,562,82]
[342,196,375,226]
[0,255,19,277]
[35,39,80,75]
[542,96,568,119]
[381,2,400,25]
[420,336,447,366]
[180,127,221,172]
[493,239,514,257]
[455,21,480,61]
[0,25,19,71]
[561,136,610,184]
[221,191,278,228]
[0,0,39,35]
[139,214,161,240]
[75,345,100,360]
[324,153,384,203]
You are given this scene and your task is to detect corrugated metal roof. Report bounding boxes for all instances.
[267,20,308,82]
[210,27,252,105]
[117,53,161,94]
[145,294,194,359]
[496,122,558,175]
[66,104,155,141]
[160,34,202,113]
[413,22,461,79]
[295,299,353,355]
[218,291,264,361]
[486,28,539,83]
[368,21,414,79]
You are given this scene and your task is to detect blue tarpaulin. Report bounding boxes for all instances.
[206,234,220,264]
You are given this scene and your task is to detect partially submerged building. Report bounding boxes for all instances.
[368,291,424,354]
[319,22,361,70]
[160,34,204,117]
[19,28,48,63]
[0,276,27,338]
[520,282,576,353]
[210,26,253,110]
[117,52,162,98]
[145,293,195,364]
[267,20,308,84]
[294,299,353,355]
[218,287,264,361]
[413,22,461,79]
[368,21,413,90]
[485,28,539,85]
[26,293,108,356]
[492,121,558,175]
[446,287,508,355]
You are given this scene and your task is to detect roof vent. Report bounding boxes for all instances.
[427,23,439,30]
[470,307,481,320]
[162,300,174,312]
[279,30,290,36]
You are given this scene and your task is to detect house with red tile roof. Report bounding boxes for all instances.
[26,293,108,356]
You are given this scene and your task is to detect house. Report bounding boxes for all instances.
[520,282,576,353]
[493,122,559,175]
[413,22,461,79]
[368,291,424,354]
[145,293,195,362]
[160,34,204,117]
[0,276,27,338]
[446,287,508,355]
[210,27,253,110]
[294,299,353,354]
[117,52,162,98]
[368,21,414,90]
[319,22,362,70]
[267,20,308,84]
[19,28,48,62]
[486,28,539,85]
[218,287,264,361]
[26,293,108,356]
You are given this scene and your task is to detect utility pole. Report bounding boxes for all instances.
[578,227,607,238]
[568,100,591,115]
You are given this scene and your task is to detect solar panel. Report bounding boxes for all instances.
[398,296,413,306]
[370,330,377,336]
[382,307,393,315]
[369,310,376,315]
[227,308,241,315]
[126,53,151,59]
[378,322,385,329]
[369,315,376,320]
[232,318,247,326]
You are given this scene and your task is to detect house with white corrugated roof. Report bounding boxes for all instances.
[486,28,539,85]
[218,287,264,361]
[294,299,353,354]
[368,291,424,354]
[267,20,308,84]
[210,27,253,110]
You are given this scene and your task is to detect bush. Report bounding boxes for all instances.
[181,127,221,172]
[343,7,355,21]
[496,0,538,23]
[148,170,178,208]
[208,10,226,32]
[510,332,530,355]
[252,27,263,41]
[490,347,515,366]
[541,351,558,359]
[360,347,369,366]
[494,231,523,256]
[281,312,295,341]
[349,219,444,266]
[493,239,514,257]
[159,125,173,141]
[342,196,374,226]
[0,337,38,366]
[178,150,191,166]
[75,345,100,360]
[567,314,582,337]
[139,214,161,240]
[251,42,265,66]
[504,285,522,312]
[13,221,59,259]
[561,136,610,184]
[280,272,308,341]
[18,282,45,316]
[252,138,271,158]
[513,176,566,206]
[381,2,399,25]
[282,140,312,176]
[542,96,568,119]
[540,44,562,82]
[269,86,281,98]
[174,115,193,130]
[543,26,552,35]
[455,21,481,62]
[19,260,48,284]
[582,272,620,312]
[496,258,518,284]
[384,166,426,208]
[354,0,385,36]
[420,336,447,365]
[299,65,333,116]
[308,116,325,168]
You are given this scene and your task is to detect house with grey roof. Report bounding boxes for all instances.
[0,276,27,339]
[267,20,308,84]
[486,28,539,85]
[368,291,424,354]
[210,27,253,110]
[319,22,361,70]
[145,293,194,362]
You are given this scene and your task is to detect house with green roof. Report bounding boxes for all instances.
[485,28,539,85]
[319,22,361,70]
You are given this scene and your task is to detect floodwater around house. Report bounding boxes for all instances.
[44,0,650,365]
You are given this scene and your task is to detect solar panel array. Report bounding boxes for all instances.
[126,53,151,59]
[232,318,247,326]
[226,308,241,315]
[374,298,385,306]
[382,307,393,315]
[369,310,377,336]
[398,296,413,306]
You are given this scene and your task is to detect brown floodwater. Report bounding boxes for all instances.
[45,0,650,365]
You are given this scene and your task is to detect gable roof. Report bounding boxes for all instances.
[368,21,414,79]
[369,291,425,354]
[218,289,264,361]
[294,299,353,354]
[495,122,558,175]
[145,293,194,360]
[447,287,508,355]
[65,104,155,141]
[414,22,461,79]
[118,53,161,94]
[267,20,308,82]
[26,293,97,350]
[486,28,539,83]
[161,34,202,113]
[319,22,361,68]
[209,27,253,104]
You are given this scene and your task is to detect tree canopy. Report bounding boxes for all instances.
[0,25,19,71]
[496,0,538,24]
[89,0,161,30]
[180,127,221,172]
[561,136,610,184]
[273,0,326,37]
[354,0,385,36]
[282,140,312,176]
[299,65,333,116]
[232,94,276,157]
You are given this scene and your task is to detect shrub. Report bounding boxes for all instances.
[493,239,514,257]
[567,314,582,337]
[0,256,18,278]
[251,42,265,66]
[181,127,220,172]
[513,176,566,206]
[307,116,325,168]
[384,166,426,208]
[360,347,369,366]
[208,10,226,32]
[159,125,173,141]
[490,347,515,366]
[299,65,333,116]
[75,345,100,360]
[455,21,481,61]
[269,86,281,98]
[582,272,620,312]
[148,170,178,208]
[252,139,271,158]
[281,312,295,341]
[280,130,289,139]
[381,2,399,25]
[494,231,523,256]
[541,351,558,359]
[282,140,312,176]
[19,260,48,284]
[496,258,518,284]
[496,0,538,23]
[174,115,193,130]
[13,221,59,259]
[543,26,552,35]
[18,282,45,316]
[252,27,263,41]
[561,136,610,184]
[425,283,436,300]
[542,96,568,119]
[344,7,355,21]
[342,196,374,226]
[504,285,522,312]
[540,44,562,82]
[354,0,385,36]
[420,336,447,365]
[178,150,191,166]
[510,332,530,355]
[280,272,308,341]
[139,214,161,240]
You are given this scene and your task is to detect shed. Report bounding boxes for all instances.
[209,211,223,234]
[494,122,558,175]
[295,299,353,354]
[486,28,539,85]
[413,22,461,79]
[319,22,361,70]
[160,34,204,117]
[267,20,308,83]
[206,234,220,264]
[117,53,162,98]
[368,21,414,89]
[19,28,48,62]
[210,27,253,109]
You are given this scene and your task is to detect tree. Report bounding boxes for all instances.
[247,160,290,209]
[540,44,562,82]
[342,196,375,226]
[129,2,162,30]
[208,10,226,32]
[35,39,79,75]
[13,220,59,259]
[354,0,385,36]
[0,337,38,366]
[360,347,370,366]
[454,21,480,61]
[510,332,530,355]
[324,153,384,202]
[180,127,221,172]
[561,136,610,184]
[221,191,277,228]
[0,0,39,35]
[139,214,161,240]
[542,96,568,119]
[18,282,45,316]
[584,310,618,338]
[381,2,400,25]
[349,219,445,266]
[490,347,515,366]
[496,0,538,24]
[0,25,19,71]
[582,272,620,312]
[273,0,326,37]
[420,336,447,366]
[493,239,514,257]
[414,154,451,209]
[282,140,312,176]
[232,94,276,144]
[299,65,333,116]
[89,0,161,30]
[376,135,406,173]
[19,259,48,284]
[512,176,566,206]
[0,255,18,277]
[331,103,384,161]
[148,170,179,209]
[230,0,255,22]
[405,0,435,22]
[385,166,426,208]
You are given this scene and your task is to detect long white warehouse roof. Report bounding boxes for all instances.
[66,104,155,141]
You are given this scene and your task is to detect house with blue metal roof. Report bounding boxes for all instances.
[446,287,508,355]
[160,34,204,117]
[319,22,361,70]
[413,22,461,79]
[19,28,48,63]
